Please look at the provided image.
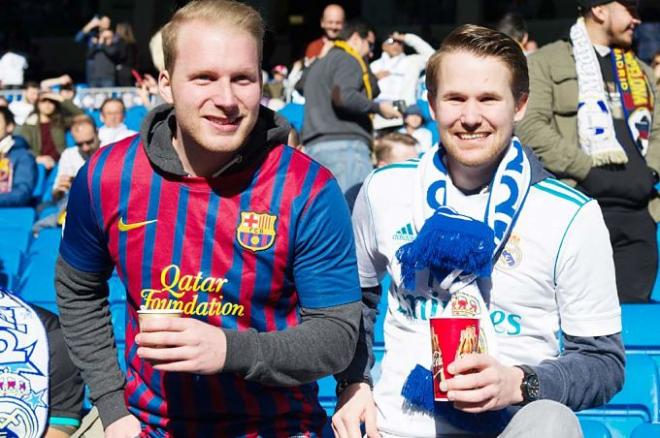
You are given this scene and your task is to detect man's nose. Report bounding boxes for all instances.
[211,81,238,108]
[460,100,482,128]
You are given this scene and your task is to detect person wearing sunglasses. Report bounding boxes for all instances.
[51,115,101,202]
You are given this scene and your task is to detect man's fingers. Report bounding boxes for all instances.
[445,370,490,391]
[331,414,349,438]
[137,345,193,362]
[449,353,489,375]
[364,402,380,438]
[448,384,497,404]
[139,316,192,332]
[136,330,194,348]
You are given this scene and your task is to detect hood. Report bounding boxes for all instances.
[9,135,31,152]
[140,103,291,177]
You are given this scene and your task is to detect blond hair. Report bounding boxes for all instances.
[373,132,418,164]
[162,0,265,73]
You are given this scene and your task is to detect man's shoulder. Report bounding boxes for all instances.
[529,40,573,66]
[364,158,420,203]
[529,177,592,214]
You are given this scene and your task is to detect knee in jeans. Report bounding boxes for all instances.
[505,400,582,438]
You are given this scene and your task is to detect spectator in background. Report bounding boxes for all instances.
[652,50,660,87]
[40,74,73,91]
[8,81,40,125]
[301,19,401,195]
[305,4,345,63]
[370,31,435,106]
[496,12,538,56]
[0,106,36,207]
[0,42,28,89]
[16,92,83,170]
[373,132,418,167]
[263,64,287,101]
[75,15,119,87]
[98,98,136,146]
[51,116,99,202]
[115,22,138,87]
[398,103,433,153]
[517,0,659,303]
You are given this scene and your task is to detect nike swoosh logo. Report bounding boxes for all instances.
[118,217,158,232]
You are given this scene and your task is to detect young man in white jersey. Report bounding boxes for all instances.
[333,24,624,438]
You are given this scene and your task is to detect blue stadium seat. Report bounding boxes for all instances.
[125,105,147,132]
[621,304,660,349]
[578,354,659,438]
[277,103,304,134]
[0,207,35,232]
[31,164,47,199]
[580,420,612,438]
[108,274,127,304]
[0,242,24,290]
[110,301,126,343]
[0,227,32,254]
[650,225,660,302]
[38,164,59,204]
[28,228,62,255]
[630,422,660,438]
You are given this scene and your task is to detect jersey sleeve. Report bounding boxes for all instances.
[293,177,361,309]
[352,176,388,288]
[554,200,622,336]
[59,162,113,273]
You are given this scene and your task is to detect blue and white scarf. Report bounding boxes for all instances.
[397,137,531,413]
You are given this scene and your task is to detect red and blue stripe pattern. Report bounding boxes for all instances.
[60,136,360,437]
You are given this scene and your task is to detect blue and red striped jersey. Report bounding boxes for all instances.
[60,135,361,436]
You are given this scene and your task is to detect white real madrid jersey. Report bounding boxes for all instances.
[352,159,621,437]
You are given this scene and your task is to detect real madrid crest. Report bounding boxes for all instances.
[496,234,522,270]
[236,211,278,252]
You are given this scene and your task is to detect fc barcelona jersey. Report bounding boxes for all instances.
[60,135,361,436]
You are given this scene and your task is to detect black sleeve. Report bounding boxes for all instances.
[332,57,380,115]
[222,301,361,386]
[334,285,382,386]
[33,306,85,426]
[533,333,625,411]
[55,257,129,429]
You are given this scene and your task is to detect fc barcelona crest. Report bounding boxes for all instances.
[236,211,278,252]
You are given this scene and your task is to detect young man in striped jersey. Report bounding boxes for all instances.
[333,25,624,437]
[55,1,361,436]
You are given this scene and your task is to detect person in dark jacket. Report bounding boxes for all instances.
[301,20,401,196]
[75,15,119,87]
[115,22,138,87]
[0,106,36,207]
[15,92,83,170]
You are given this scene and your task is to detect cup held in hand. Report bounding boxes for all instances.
[430,317,480,401]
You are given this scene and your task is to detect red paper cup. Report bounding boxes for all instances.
[429,317,480,401]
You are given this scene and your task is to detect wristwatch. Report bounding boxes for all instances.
[515,365,540,406]
[336,377,372,397]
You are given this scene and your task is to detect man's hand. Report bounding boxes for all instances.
[100,30,114,45]
[82,16,100,34]
[104,414,141,438]
[135,317,227,374]
[36,155,55,170]
[441,353,524,413]
[52,175,73,201]
[40,92,64,103]
[332,383,380,438]
[378,102,402,119]
[374,71,391,80]
[391,32,407,44]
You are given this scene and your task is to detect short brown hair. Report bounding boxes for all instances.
[162,0,265,73]
[373,132,418,164]
[425,24,529,101]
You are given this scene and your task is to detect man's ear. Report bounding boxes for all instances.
[513,92,529,123]
[158,70,174,104]
[427,92,438,122]
[589,5,609,24]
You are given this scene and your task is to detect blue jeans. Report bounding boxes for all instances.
[304,139,373,195]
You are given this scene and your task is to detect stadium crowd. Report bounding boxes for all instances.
[0,0,660,437]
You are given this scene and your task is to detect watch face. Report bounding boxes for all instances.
[526,375,540,400]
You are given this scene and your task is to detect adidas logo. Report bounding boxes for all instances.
[393,223,416,242]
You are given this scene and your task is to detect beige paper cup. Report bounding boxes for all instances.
[137,309,183,331]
